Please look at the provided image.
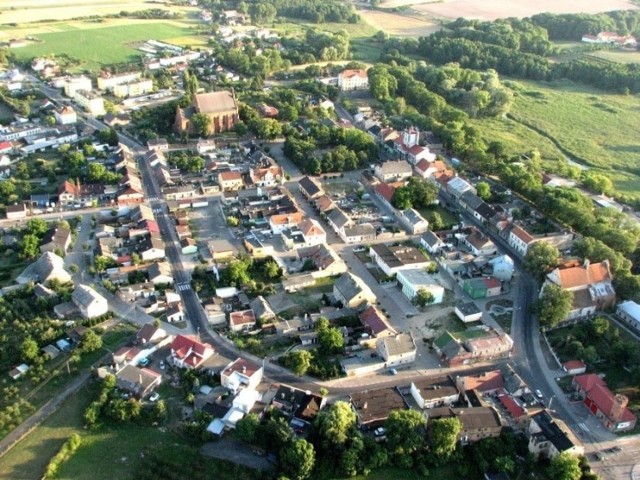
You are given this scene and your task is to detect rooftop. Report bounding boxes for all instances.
[350,387,407,425]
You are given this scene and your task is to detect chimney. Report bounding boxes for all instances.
[610,394,629,422]
[242,365,246,373]
[583,258,590,269]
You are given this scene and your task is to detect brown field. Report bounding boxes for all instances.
[359,9,442,37]
[0,0,193,24]
[379,0,639,21]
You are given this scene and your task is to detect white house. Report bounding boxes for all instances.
[398,209,429,234]
[72,285,109,319]
[374,160,412,183]
[299,218,326,246]
[617,301,640,332]
[54,106,77,125]
[508,225,534,257]
[369,244,431,277]
[376,333,416,367]
[396,269,445,304]
[337,69,369,91]
[220,358,263,394]
[421,230,444,254]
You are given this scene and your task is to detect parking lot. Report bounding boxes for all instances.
[188,199,238,260]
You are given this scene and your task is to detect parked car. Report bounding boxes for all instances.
[149,392,160,402]
[374,427,386,437]
[389,368,398,376]
[534,389,543,399]
[138,357,150,367]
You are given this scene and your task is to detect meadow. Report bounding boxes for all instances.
[10,21,205,71]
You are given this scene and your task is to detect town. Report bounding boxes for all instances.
[1,1,640,480]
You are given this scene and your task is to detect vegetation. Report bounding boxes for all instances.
[392,177,438,210]
[524,242,560,281]
[42,433,82,479]
[535,284,573,329]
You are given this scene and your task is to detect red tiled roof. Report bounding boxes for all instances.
[461,370,504,393]
[375,182,395,202]
[415,159,431,172]
[498,393,526,419]
[483,277,501,289]
[0,141,12,151]
[299,218,325,238]
[340,69,367,79]
[563,360,586,371]
[510,225,534,244]
[270,211,304,226]
[219,171,242,181]
[222,357,261,379]
[229,309,256,327]
[359,305,395,337]
[555,262,612,289]
[171,334,213,367]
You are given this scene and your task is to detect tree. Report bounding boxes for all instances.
[191,113,211,138]
[547,452,582,480]
[317,327,344,355]
[536,284,573,328]
[262,260,281,280]
[280,439,315,480]
[476,181,491,201]
[385,409,426,468]
[81,330,103,353]
[582,172,613,195]
[413,289,435,307]
[26,218,48,236]
[524,242,560,281]
[20,337,39,361]
[226,216,239,227]
[236,413,260,443]
[315,401,356,447]
[429,417,462,465]
[284,350,313,376]
[259,416,292,452]
[20,234,41,260]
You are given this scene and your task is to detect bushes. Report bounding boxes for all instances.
[43,433,82,479]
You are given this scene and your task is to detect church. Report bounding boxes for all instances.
[174,90,239,136]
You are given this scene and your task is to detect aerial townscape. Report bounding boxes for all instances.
[2,0,640,479]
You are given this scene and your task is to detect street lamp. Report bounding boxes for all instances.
[548,395,557,412]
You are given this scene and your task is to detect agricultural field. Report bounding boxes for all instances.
[358,9,441,38]
[0,0,192,25]
[473,78,640,199]
[378,0,639,21]
[587,49,640,64]
[9,21,205,72]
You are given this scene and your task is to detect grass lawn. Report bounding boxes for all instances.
[11,22,202,71]
[587,49,640,64]
[338,465,457,480]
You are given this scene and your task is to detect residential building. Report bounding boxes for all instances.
[456,370,505,395]
[39,227,72,254]
[139,234,166,261]
[217,171,243,191]
[296,243,347,278]
[115,364,162,399]
[112,346,141,369]
[436,329,513,367]
[147,138,169,151]
[148,261,173,285]
[298,176,324,199]
[376,333,417,366]
[54,106,77,125]
[5,203,28,219]
[271,384,326,427]
[170,334,215,369]
[299,218,326,246]
[562,360,587,376]
[136,323,167,345]
[342,223,376,243]
[174,91,239,135]
[463,277,502,300]
[73,90,105,116]
[374,160,412,183]
[333,273,376,309]
[72,285,108,319]
[17,252,71,285]
[455,302,483,323]
[326,208,352,235]
[542,260,616,320]
[112,79,154,98]
[166,303,185,323]
[396,269,445,304]
[415,159,451,180]
[617,300,640,332]
[410,376,459,410]
[58,180,105,206]
[314,194,335,214]
[527,410,584,458]
[427,406,504,444]
[63,76,92,97]
[180,238,198,255]
[229,309,256,332]
[407,145,436,165]
[359,305,397,340]
[250,164,282,187]
[370,244,431,276]
[507,225,534,256]
[573,374,636,432]
[398,208,429,234]
[463,228,497,256]
[337,69,369,91]
[269,211,304,235]
[97,71,142,91]
[446,177,476,199]
[489,255,515,282]
[250,296,276,323]
[208,239,238,260]
[220,358,263,394]
[350,387,407,428]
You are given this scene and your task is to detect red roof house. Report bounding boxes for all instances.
[573,374,636,432]
[562,360,587,375]
[170,334,214,369]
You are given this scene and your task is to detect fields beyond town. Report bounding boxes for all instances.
[471,78,640,199]
[8,21,206,71]
[378,0,639,20]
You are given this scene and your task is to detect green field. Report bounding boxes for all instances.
[11,22,202,71]
[587,49,640,64]
[474,79,640,199]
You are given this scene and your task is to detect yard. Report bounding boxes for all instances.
[10,21,204,71]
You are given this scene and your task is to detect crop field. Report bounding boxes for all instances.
[378,0,639,21]
[587,49,640,64]
[9,21,203,71]
[0,0,192,25]
[474,79,640,198]
[359,10,441,38]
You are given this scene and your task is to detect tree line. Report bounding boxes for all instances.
[530,10,640,41]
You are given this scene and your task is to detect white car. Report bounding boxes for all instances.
[535,389,544,399]
[149,392,160,402]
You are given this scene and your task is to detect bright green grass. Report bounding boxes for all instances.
[11,22,200,71]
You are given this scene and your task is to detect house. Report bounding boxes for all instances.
[573,374,636,432]
[407,145,436,165]
[112,346,140,368]
[139,234,166,261]
[562,360,587,376]
[170,334,215,369]
[463,228,496,256]
[342,224,376,244]
[271,384,326,427]
[250,165,282,187]
[72,285,108,319]
[374,160,412,183]
[57,180,105,206]
[396,269,445,304]
[244,235,274,257]
[463,277,502,300]
[376,333,417,367]
[427,406,503,444]
[97,71,141,91]
[208,239,238,260]
[337,69,369,91]
[359,305,397,340]
[5,203,28,219]
[147,261,174,285]
[326,208,352,236]
[437,329,513,367]
[395,208,429,235]
[17,252,72,285]
[369,244,431,276]
[446,177,476,199]
[298,176,324,200]
[373,182,396,210]
[73,90,105,116]
[269,211,304,235]
[250,296,276,323]
[54,106,77,125]
[415,159,451,180]
[166,303,185,323]
[314,194,335,214]
[299,218,326,246]
[333,273,376,309]
[174,91,239,135]
[507,225,534,256]
[456,370,505,395]
[220,358,263,394]
[39,227,72,254]
[8,364,29,380]
[147,138,169,151]
[410,376,460,410]
[180,238,198,255]
[115,364,162,399]
[455,302,483,323]
[527,410,584,459]
[617,300,640,332]
[229,309,256,332]
[497,393,529,426]
[421,230,444,254]
[296,243,347,278]
[136,323,167,345]
[489,255,515,282]
[542,260,616,321]
[350,387,407,428]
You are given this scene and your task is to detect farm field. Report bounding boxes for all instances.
[588,49,640,64]
[0,0,192,25]
[498,79,640,198]
[379,0,639,20]
[358,9,442,38]
[9,21,204,71]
